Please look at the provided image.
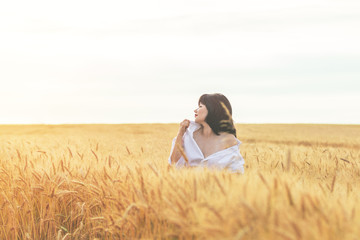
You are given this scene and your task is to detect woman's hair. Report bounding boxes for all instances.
[198,93,237,137]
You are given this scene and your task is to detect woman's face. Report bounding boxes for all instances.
[194,102,208,123]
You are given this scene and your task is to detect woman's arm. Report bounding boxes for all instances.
[170,119,190,164]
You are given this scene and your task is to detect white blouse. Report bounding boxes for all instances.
[168,121,245,173]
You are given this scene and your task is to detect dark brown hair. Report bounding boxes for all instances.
[198,93,237,137]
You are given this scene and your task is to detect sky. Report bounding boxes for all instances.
[0,0,359,124]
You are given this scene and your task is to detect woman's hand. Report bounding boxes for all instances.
[179,119,190,135]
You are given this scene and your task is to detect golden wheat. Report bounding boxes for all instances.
[0,123,359,239]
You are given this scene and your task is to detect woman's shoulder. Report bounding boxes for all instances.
[219,132,240,149]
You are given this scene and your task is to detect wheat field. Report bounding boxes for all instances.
[0,123,359,239]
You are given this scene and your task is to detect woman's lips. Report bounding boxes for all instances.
[195,114,198,118]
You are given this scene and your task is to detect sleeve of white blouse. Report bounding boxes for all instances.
[228,151,245,174]
[168,137,186,167]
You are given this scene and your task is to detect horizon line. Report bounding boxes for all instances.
[0,122,359,126]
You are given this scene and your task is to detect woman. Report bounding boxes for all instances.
[168,93,245,173]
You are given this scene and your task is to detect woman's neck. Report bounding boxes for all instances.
[199,123,214,138]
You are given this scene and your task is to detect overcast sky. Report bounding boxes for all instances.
[0,0,359,124]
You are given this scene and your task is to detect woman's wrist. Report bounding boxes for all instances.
[178,128,186,136]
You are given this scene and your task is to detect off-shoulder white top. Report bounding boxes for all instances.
[168,121,245,173]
